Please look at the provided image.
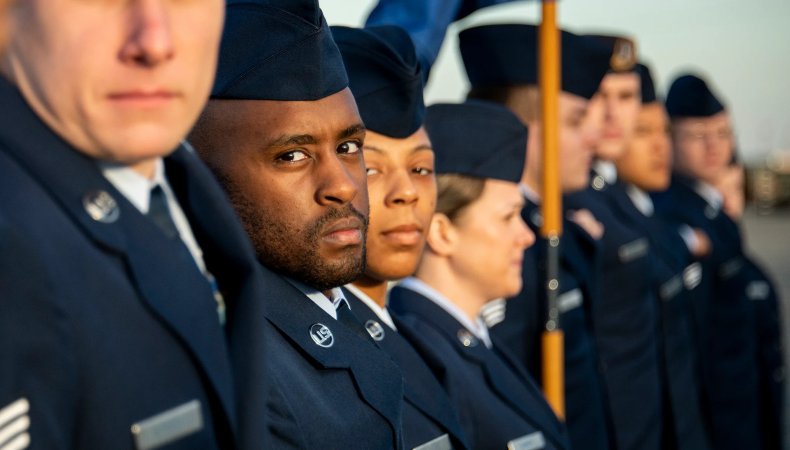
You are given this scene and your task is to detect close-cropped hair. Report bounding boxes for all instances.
[435,173,486,223]
[466,84,541,123]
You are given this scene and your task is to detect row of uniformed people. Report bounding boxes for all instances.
[437,19,784,450]
[0,1,782,450]
[0,0,575,449]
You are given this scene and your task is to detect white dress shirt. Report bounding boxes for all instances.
[286,278,349,320]
[100,158,208,274]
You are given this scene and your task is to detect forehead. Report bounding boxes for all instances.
[248,89,361,139]
[637,103,668,123]
[600,72,640,92]
[476,179,522,208]
[363,128,432,158]
[560,92,589,115]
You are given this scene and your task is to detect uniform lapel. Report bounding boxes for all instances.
[344,290,468,446]
[391,287,566,446]
[262,276,404,445]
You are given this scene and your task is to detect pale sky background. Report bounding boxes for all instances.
[322,0,790,165]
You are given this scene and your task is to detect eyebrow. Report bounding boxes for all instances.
[266,123,366,148]
[363,144,434,154]
[338,123,366,140]
[268,133,317,148]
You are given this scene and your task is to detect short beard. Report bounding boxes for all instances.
[215,172,367,291]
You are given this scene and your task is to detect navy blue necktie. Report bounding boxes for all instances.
[147,186,178,239]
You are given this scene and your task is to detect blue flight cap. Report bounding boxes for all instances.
[424,101,527,183]
[212,0,348,101]
[636,63,657,104]
[332,25,425,138]
[665,74,725,118]
[458,24,611,100]
[584,34,638,73]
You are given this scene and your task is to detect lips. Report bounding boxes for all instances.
[107,89,179,108]
[380,223,423,247]
[322,216,364,247]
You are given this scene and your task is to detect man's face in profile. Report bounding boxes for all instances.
[192,88,369,291]
[2,0,224,171]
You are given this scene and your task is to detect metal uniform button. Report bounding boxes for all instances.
[592,175,606,191]
[457,330,478,347]
[364,320,385,341]
[83,190,120,223]
[309,323,334,348]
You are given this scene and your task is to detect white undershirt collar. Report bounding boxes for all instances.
[593,160,618,184]
[625,184,655,217]
[399,277,492,348]
[345,283,397,330]
[286,278,348,320]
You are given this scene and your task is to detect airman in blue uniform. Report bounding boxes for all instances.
[332,24,470,450]
[653,73,763,450]
[390,101,570,450]
[610,63,711,450]
[458,24,615,450]
[0,1,268,448]
[188,1,405,448]
[713,158,784,450]
[563,34,664,450]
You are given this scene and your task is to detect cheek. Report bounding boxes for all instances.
[364,179,387,230]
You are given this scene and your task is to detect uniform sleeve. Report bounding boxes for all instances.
[0,219,79,449]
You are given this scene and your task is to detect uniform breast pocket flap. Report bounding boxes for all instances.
[508,431,546,450]
[412,434,452,450]
[131,400,203,450]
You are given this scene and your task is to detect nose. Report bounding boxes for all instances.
[384,169,419,207]
[120,0,175,67]
[316,152,361,207]
[516,215,536,249]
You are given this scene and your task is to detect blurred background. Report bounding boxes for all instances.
[324,0,790,443]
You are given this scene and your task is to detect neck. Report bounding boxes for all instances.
[351,275,388,308]
[130,158,159,180]
[415,255,486,324]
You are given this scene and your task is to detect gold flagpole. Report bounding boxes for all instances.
[539,0,565,420]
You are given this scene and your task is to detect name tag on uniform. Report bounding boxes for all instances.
[413,434,452,450]
[719,257,744,280]
[131,400,203,450]
[508,431,546,450]
[558,288,583,313]
[618,238,648,263]
[747,281,770,301]
[660,275,683,301]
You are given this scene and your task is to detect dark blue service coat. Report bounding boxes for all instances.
[343,289,470,450]
[565,176,663,450]
[234,270,404,450]
[606,183,710,450]
[652,175,761,450]
[389,285,570,450]
[740,257,784,450]
[0,77,268,449]
[490,200,612,450]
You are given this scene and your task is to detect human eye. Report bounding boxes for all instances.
[412,167,434,176]
[366,167,381,176]
[276,150,309,162]
[338,141,362,155]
